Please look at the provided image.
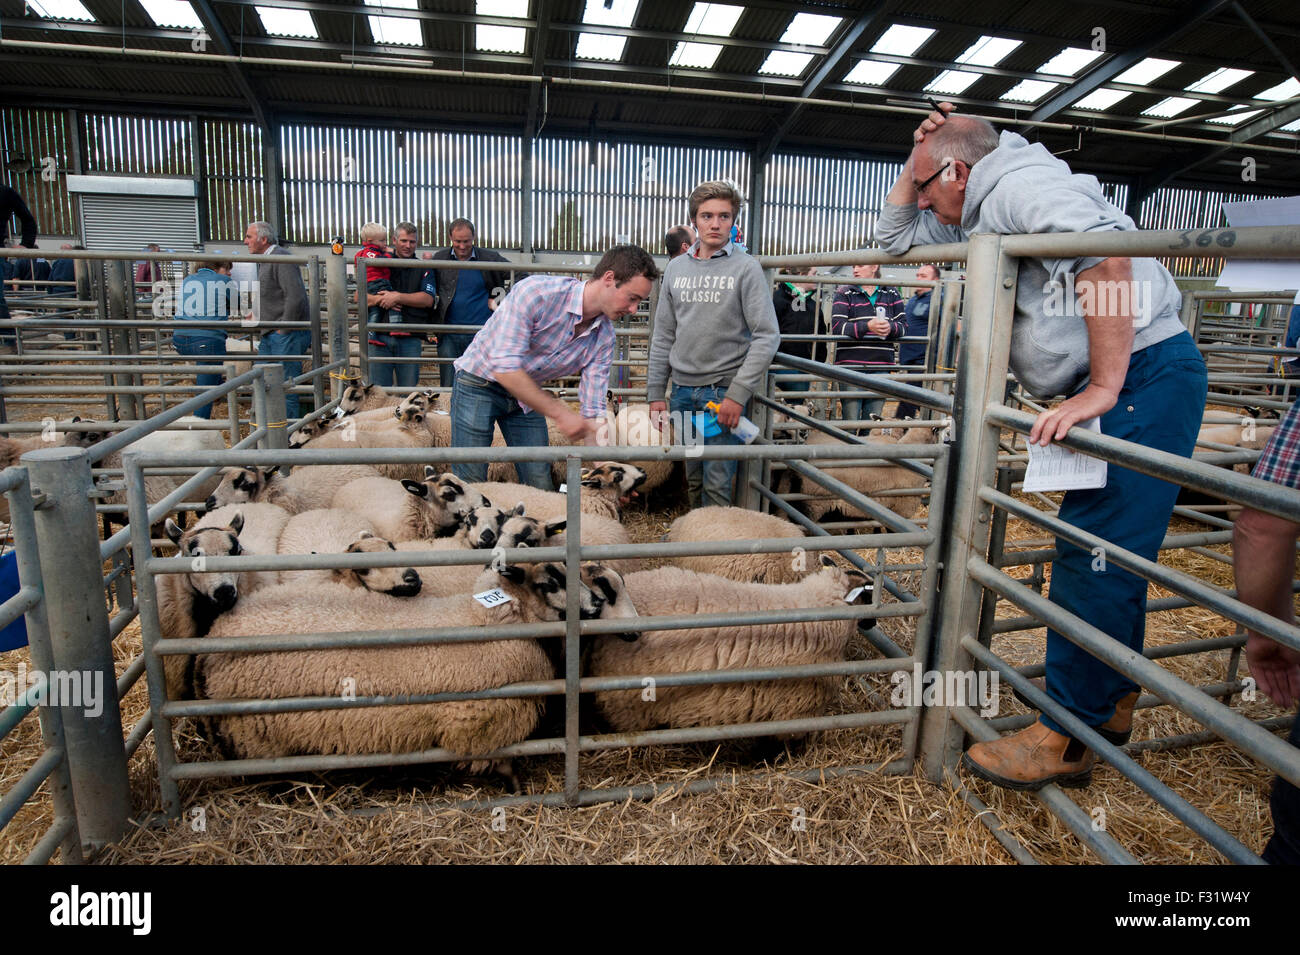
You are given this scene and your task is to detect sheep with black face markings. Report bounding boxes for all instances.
[474,462,646,522]
[275,508,421,595]
[190,502,292,591]
[194,562,617,787]
[589,556,872,734]
[206,464,382,514]
[330,468,485,543]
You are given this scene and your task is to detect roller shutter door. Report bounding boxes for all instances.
[78,194,199,252]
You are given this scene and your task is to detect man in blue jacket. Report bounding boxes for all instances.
[895,264,942,420]
[876,105,1208,790]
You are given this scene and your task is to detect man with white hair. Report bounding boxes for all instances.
[875,105,1207,790]
[244,220,309,418]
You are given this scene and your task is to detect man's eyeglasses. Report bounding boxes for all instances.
[915,161,952,195]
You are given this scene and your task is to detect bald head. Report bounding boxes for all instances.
[916,114,1000,168]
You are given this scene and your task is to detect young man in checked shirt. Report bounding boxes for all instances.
[450,245,659,490]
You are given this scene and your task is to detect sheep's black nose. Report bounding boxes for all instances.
[403,569,419,584]
[204,496,216,512]
[213,584,237,610]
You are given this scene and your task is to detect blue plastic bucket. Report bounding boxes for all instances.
[0,551,29,652]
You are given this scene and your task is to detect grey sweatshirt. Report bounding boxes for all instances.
[646,242,780,405]
[875,131,1186,398]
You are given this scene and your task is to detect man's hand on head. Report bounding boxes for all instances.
[914,102,956,144]
[1027,384,1119,446]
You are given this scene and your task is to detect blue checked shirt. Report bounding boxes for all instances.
[455,275,613,420]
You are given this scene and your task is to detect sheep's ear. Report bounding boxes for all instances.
[423,465,438,479]
[71,415,82,423]
[579,471,602,488]
[438,483,463,502]
[512,502,527,516]
[498,564,526,585]
[228,511,244,536]
[819,554,836,568]
[165,519,185,546]
[355,530,374,541]
[544,519,566,537]
[260,466,278,482]
[400,479,428,498]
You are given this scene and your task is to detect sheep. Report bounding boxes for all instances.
[88,415,228,525]
[474,462,647,522]
[193,502,292,591]
[0,418,101,523]
[222,336,254,377]
[1177,421,1278,512]
[589,556,873,735]
[206,463,382,514]
[288,417,331,448]
[665,506,809,584]
[595,401,676,496]
[193,561,613,785]
[773,422,938,524]
[297,406,438,481]
[484,417,575,485]
[337,383,436,415]
[330,469,486,543]
[156,514,248,699]
[276,508,421,595]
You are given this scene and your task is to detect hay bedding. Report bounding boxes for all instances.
[1,417,1294,864]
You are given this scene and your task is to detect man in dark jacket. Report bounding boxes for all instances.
[771,267,821,396]
[244,220,310,417]
[370,221,437,389]
[0,185,38,351]
[896,263,943,419]
[431,218,510,388]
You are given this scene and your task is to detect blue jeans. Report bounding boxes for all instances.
[258,329,311,419]
[173,335,227,419]
[438,331,476,388]
[367,334,423,389]
[450,371,552,489]
[1039,332,1208,737]
[837,379,886,431]
[670,382,743,509]
[771,367,810,395]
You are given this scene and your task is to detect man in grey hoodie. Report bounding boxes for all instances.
[648,180,780,507]
[876,106,1208,791]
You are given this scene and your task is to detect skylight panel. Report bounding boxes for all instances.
[138,0,202,29]
[669,41,723,69]
[780,12,840,46]
[364,0,421,47]
[955,35,1020,67]
[1141,97,1197,117]
[1000,79,1059,103]
[255,6,317,38]
[1113,57,1180,86]
[1280,119,1300,132]
[1255,77,1300,101]
[25,0,95,21]
[1186,68,1252,94]
[1074,88,1130,111]
[844,60,901,87]
[870,24,934,57]
[575,32,627,61]
[581,0,637,28]
[683,2,742,37]
[1206,108,1263,125]
[758,50,814,77]
[477,0,528,16]
[477,24,526,53]
[1037,47,1102,77]
[925,70,982,95]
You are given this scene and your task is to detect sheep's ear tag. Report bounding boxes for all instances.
[844,586,870,604]
[557,483,567,493]
[473,588,513,608]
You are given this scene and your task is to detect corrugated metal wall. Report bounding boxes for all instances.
[281,125,522,248]
[1,108,77,236]
[1,107,1276,274]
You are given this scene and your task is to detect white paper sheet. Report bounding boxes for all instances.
[1217,197,1300,292]
[1023,417,1108,492]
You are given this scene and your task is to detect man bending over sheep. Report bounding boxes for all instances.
[450,245,658,490]
[876,104,1207,790]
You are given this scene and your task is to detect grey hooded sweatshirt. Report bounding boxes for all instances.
[875,131,1185,398]
[646,241,780,406]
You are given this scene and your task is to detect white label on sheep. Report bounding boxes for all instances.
[557,484,567,493]
[473,588,512,607]
[844,586,868,603]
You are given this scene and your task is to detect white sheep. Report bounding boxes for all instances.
[774,423,938,524]
[330,469,486,542]
[665,506,808,584]
[89,416,228,524]
[206,463,382,514]
[596,401,676,495]
[590,557,872,734]
[474,462,646,522]
[297,410,436,482]
[193,562,615,785]
[276,508,422,595]
[192,502,292,591]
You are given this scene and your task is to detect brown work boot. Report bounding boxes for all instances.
[1012,681,1138,745]
[962,721,1095,791]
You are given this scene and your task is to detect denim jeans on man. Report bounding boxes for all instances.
[837,383,886,432]
[368,333,423,389]
[438,332,475,388]
[258,329,311,419]
[450,370,552,489]
[1039,332,1208,737]
[173,335,226,419]
[670,382,743,508]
